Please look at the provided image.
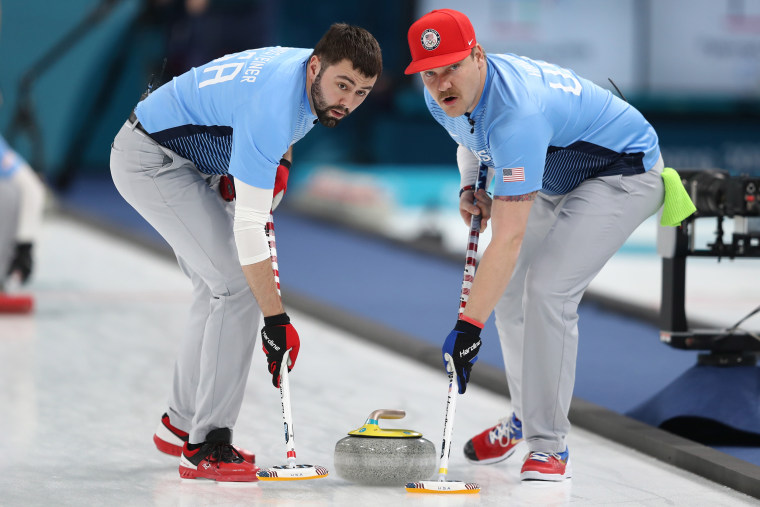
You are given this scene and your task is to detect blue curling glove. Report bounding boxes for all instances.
[442,317,483,394]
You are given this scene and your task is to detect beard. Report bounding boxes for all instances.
[311,70,349,128]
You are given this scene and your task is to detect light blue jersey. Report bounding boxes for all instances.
[426,54,660,196]
[0,134,24,180]
[135,47,317,188]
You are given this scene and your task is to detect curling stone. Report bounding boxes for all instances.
[334,409,436,486]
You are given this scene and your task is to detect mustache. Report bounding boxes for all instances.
[437,90,459,101]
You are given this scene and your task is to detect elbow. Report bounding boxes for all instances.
[492,230,525,254]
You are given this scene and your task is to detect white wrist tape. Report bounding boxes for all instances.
[456,144,494,190]
[457,144,479,188]
[233,179,274,266]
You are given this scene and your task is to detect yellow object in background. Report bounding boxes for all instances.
[661,167,697,227]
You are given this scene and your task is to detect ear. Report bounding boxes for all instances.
[474,44,485,66]
[308,55,321,80]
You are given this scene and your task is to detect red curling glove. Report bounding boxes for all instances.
[261,312,300,387]
[272,158,291,211]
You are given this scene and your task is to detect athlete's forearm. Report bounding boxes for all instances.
[461,195,534,323]
[462,234,522,323]
[242,259,284,317]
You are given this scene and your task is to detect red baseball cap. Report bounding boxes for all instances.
[405,9,477,75]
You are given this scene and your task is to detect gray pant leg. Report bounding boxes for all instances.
[498,159,664,453]
[0,178,20,288]
[110,122,261,443]
[166,256,213,433]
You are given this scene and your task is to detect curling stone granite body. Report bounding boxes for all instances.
[334,409,437,486]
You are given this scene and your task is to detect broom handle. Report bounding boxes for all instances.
[458,164,489,316]
[265,212,280,296]
[438,366,458,481]
[280,349,297,468]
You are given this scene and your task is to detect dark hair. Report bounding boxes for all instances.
[311,23,382,78]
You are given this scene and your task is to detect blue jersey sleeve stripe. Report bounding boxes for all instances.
[150,124,233,143]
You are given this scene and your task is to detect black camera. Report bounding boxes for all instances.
[686,170,760,217]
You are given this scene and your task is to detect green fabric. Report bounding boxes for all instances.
[660,167,697,226]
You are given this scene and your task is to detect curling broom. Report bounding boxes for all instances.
[256,212,328,482]
[405,164,490,495]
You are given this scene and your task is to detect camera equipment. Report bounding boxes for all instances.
[688,169,760,218]
[659,170,760,366]
[679,170,760,259]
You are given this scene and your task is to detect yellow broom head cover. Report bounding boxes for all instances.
[661,167,696,227]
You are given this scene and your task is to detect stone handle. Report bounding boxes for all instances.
[368,409,405,420]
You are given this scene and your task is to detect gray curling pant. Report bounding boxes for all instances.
[0,177,20,287]
[494,157,665,453]
[110,121,261,444]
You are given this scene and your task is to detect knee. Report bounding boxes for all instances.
[524,272,582,324]
[212,273,250,298]
[524,270,569,306]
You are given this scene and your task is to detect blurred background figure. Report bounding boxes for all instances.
[0,132,45,294]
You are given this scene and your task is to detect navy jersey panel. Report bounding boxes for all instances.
[425,54,660,196]
[134,47,317,188]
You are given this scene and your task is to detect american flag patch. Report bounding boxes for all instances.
[503,167,525,182]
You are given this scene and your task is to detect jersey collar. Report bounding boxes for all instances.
[302,84,318,124]
[468,57,493,119]
[301,58,319,124]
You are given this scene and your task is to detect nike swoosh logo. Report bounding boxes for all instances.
[468,39,474,45]
[499,437,521,448]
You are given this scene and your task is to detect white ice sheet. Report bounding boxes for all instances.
[0,216,755,506]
